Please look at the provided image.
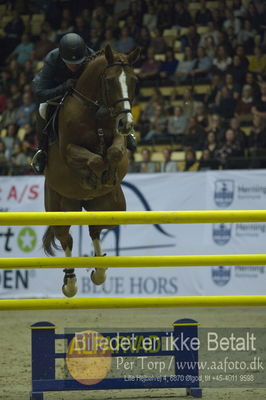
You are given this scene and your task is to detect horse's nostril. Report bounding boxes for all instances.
[118,119,124,129]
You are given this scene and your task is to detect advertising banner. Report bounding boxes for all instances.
[0,171,266,298]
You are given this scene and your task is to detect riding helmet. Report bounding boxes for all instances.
[59,33,86,64]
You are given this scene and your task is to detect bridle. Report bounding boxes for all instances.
[71,61,133,120]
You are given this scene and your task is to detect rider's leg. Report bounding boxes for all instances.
[31,105,48,174]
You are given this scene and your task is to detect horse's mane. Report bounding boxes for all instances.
[84,49,105,66]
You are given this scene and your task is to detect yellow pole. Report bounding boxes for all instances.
[1,210,266,226]
[0,296,266,311]
[0,254,266,269]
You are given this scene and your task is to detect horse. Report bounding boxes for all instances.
[42,44,140,297]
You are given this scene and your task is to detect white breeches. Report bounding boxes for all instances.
[39,103,48,120]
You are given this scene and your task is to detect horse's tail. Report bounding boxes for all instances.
[42,226,61,256]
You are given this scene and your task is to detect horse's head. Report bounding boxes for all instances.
[100,44,140,135]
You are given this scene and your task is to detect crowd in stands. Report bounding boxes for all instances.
[0,0,266,175]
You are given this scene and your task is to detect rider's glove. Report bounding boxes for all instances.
[64,79,76,91]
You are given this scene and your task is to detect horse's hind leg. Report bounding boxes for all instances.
[89,226,107,285]
[44,182,80,297]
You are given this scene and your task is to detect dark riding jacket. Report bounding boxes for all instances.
[32,47,94,104]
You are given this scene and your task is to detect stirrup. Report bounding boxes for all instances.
[31,150,47,174]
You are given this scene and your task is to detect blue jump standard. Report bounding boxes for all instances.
[30,319,202,399]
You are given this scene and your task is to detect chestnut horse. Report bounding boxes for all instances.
[43,45,139,297]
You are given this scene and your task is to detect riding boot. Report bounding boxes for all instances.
[126,133,137,152]
[31,114,48,174]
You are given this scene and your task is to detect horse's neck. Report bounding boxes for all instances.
[76,57,106,101]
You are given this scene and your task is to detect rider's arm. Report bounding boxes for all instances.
[32,60,66,104]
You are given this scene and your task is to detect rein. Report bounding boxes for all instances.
[70,61,133,118]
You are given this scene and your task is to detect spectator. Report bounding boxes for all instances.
[16,93,36,127]
[199,21,220,47]
[9,83,22,108]
[235,45,249,71]
[247,114,266,167]
[201,35,216,58]
[244,71,261,98]
[212,45,232,75]
[205,113,225,145]
[150,28,167,54]
[100,29,117,50]
[23,123,38,151]
[143,4,158,32]
[159,49,178,81]
[138,47,161,83]
[237,19,256,53]
[195,0,213,25]
[0,89,7,113]
[139,148,159,173]
[179,87,201,119]
[180,148,199,171]
[142,104,168,142]
[248,46,266,77]
[172,2,192,29]
[0,141,9,175]
[227,54,248,86]
[2,123,19,161]
[211,8,225,31]
[173,46,196,84]
[245,2,261,30]
[204,131,219,157]
[229,117,247,149]
[9,34,33,66]
[215,86,236,119]
[252,81,266,118]
[167,106,188,140]
[41,20,57,43]
[73,16,89,41]
[157,2,173,31]
[235,84,254,121]
[2,10,25,59]
[0,99,18,129]
[223,72,241,98]
[204,74,222,109]
[139,88,164,137]
[199,149,219,170]
[183,116,206,150]
[215,128,243,169]
[33,32,56,62]
[10,142,29,174]
[194,103,208,128]
[223,8,241,35]
[160,148,178,172]
[88,28,102,51]
[127,149,140,173]
[180,25,200,54]
[136,26,151,64]
[56,20,74,42]
[116,27,135,53]
[189,46,212,81]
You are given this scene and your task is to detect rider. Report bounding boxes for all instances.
[31,32,136,174]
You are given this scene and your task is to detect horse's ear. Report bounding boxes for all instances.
[128,47,141,65]
[105,44,114,65]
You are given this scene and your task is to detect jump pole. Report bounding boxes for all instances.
[2,210,266,225]
[1,254,266,268]
[1,295,266,311]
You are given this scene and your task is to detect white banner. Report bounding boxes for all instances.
[0,171,266,298]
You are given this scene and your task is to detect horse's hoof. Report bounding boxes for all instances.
[62,277,78,297]
[91,269,106,285]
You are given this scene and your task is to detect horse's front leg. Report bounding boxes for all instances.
[103,133,126,186]
[89,226,107,285]
[53,225,78,297]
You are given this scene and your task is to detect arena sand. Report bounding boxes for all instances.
[0,306,265,400]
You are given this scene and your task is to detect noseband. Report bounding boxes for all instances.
[71,61,133,120]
